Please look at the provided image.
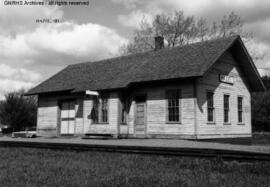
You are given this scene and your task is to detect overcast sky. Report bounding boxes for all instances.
[0,0,270,98]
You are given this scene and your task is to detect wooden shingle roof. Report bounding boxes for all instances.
[26,35,265,95]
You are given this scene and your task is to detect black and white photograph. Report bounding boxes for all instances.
[0,0,270,186]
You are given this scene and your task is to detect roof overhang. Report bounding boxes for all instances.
[230,37,266,92]
[24,89,74,96]
[203,36,265,92]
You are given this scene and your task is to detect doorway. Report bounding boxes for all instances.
[134,95,146,138]
[60,100,75,135]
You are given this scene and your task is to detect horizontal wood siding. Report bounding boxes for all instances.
[37,98,58,137]
[83,97,92,134]
[75,98,84,134]
[37,94,84,137]
[196,51,252,138]
[37,51,251,139]
[128,84,195,136]
[120,125,128,134]
[86,92,120,135]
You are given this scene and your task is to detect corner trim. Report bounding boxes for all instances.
[193,79,198,136]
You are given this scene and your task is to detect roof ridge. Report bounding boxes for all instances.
[70,35,240,67]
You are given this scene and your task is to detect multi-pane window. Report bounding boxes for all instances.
[167,90,180,122]
[238,97,243,123]
[224,95,230,123]
[100,96,108,123]
[92,95,109,123]
[120,95,128,124]
[207,91,214,122]
[92,97,99,123]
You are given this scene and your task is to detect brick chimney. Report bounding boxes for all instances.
[155,36,164,50]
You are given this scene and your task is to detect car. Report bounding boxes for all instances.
[12,127,37,138]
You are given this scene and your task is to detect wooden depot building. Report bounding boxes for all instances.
[26,36,265,139]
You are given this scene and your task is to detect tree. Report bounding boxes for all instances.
[214,12,244,38]
[0,90,37,131]
[119,17,155,54]
[153,11,196,47]
[121,11,197,54]
[196,17,209,41]
[120,11,264,61]
[252,76,270,132]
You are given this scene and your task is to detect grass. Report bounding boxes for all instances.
[0,147,269,186]
[252,132,270,145]
[196,133,270,145]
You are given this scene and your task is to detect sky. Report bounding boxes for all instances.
[0,0,270,99]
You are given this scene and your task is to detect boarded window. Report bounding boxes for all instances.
[238,97,243,123]
[166,90,180,122]
[224,95,230,123]
[207,91,214,122]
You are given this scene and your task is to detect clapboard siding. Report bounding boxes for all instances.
[37,93,121,137]
[37,98,58,137]
[120,125,128,135]
[127,83,196,136]
[83,97,92,134]
[196,51,251,138]
[36,51,253,139]
[75,98,84,134]
[37,94,85,137]
[86,92,120,136]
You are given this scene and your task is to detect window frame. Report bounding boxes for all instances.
[100,95,109,123]
[166,89,181,124]
[92,96,99,124]
[92,94,109,124]
[223,94,231,124]
[237,96,244,124]
[120,94,128,125]
[206,91,215,124]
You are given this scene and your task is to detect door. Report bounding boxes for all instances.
[60,100,75,135]
[135,96,146,137]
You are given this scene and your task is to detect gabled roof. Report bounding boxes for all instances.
[26,35,265,95]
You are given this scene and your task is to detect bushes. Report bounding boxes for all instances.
[252,76,270,132]
[0,90,37,131]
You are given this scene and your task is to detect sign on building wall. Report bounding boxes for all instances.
[219,74,234,84]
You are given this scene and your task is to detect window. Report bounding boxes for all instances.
[120,95,128,124]
[207,91,214,122]
[238,97,243,123]
[224,94,230,123]
[92,97,99,123]
[100,96,108,123]
[166,90,180,122]
[92,94,109,123]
